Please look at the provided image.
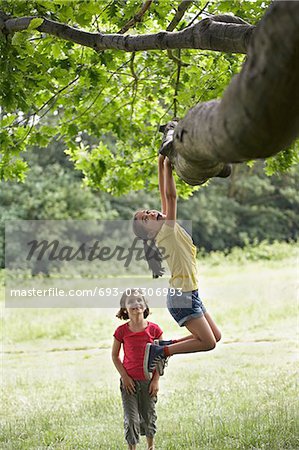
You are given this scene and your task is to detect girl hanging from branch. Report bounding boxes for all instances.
[133,153,221,379]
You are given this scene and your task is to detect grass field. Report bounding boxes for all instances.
[1,252,298,449]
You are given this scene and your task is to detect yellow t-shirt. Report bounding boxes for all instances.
[156,222,198,292]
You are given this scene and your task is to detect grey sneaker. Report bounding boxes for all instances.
[155,355,169,376]
[158,119,179,157]
[143,343,167,380]
[151,341,171,376]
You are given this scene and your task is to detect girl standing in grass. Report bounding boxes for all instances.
[133,155,221,379]
[112,288,170,450]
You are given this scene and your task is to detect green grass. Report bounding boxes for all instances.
[1,250,298,449]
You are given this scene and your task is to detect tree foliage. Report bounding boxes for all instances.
[2,0,297,195]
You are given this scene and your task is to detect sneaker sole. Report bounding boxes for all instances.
[143,343,152,381]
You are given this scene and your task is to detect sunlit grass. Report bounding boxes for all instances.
[1,341,298,449]
[1,247,298,449]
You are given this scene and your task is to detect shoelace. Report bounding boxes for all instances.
[156,356,169,376]
[149,354,164,371]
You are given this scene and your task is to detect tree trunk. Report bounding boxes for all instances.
[165,1,299,185]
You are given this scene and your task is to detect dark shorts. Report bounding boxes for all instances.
[120,379,157,445]
[167,289,207,327]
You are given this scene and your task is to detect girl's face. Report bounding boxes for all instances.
[125,295,146,317]
[134,209,165,237]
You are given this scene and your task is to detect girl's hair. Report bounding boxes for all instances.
[116,289,150,320]
[132,213,165,279]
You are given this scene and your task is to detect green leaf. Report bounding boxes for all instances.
[68,124,78,137]
[27,18,44,30]
[11,32,25,46]
[52,43,62,59]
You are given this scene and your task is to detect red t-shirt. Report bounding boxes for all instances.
[113,321,163,380]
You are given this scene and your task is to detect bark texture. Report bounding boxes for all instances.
[1,13,254,54]
[167,1,299,185]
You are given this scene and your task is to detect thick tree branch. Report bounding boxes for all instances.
[1,12,254,54]
[162,1,299,185]
[208,14,250,26]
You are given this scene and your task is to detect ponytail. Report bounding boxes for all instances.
[132,214,165,278]
[143,239,165,279]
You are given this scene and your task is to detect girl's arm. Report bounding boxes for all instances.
[164,157,177,226]
[149,333,162,397]
[111,338,136,394]
[158,154,167,215]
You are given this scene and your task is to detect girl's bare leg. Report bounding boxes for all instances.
[128,445,137,450]
[167,314,221,355]
[203,311,221,342]
[172,312,221,345]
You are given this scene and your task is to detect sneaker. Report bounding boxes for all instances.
[158,119,179,157]
[152,341,172,376]
[153,339,173,346]
[143,344,166,380]
[155,355,169,376]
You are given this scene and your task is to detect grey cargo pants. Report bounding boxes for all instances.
[120,379,157,445]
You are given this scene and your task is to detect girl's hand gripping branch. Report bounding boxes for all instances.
[158,119,179,156]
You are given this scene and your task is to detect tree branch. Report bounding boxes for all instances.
[166,1,193,32]
[129,52,138,120]
[185,1,210,28]
[163,1,299,185]
[166,1,192,67]
[1,12,254,54]
[207,14,250,26]
[58,58,134,127]
[167,49,189,66]
[118,0,153,34]
[6,74,80,129]
[173,49,182,117]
